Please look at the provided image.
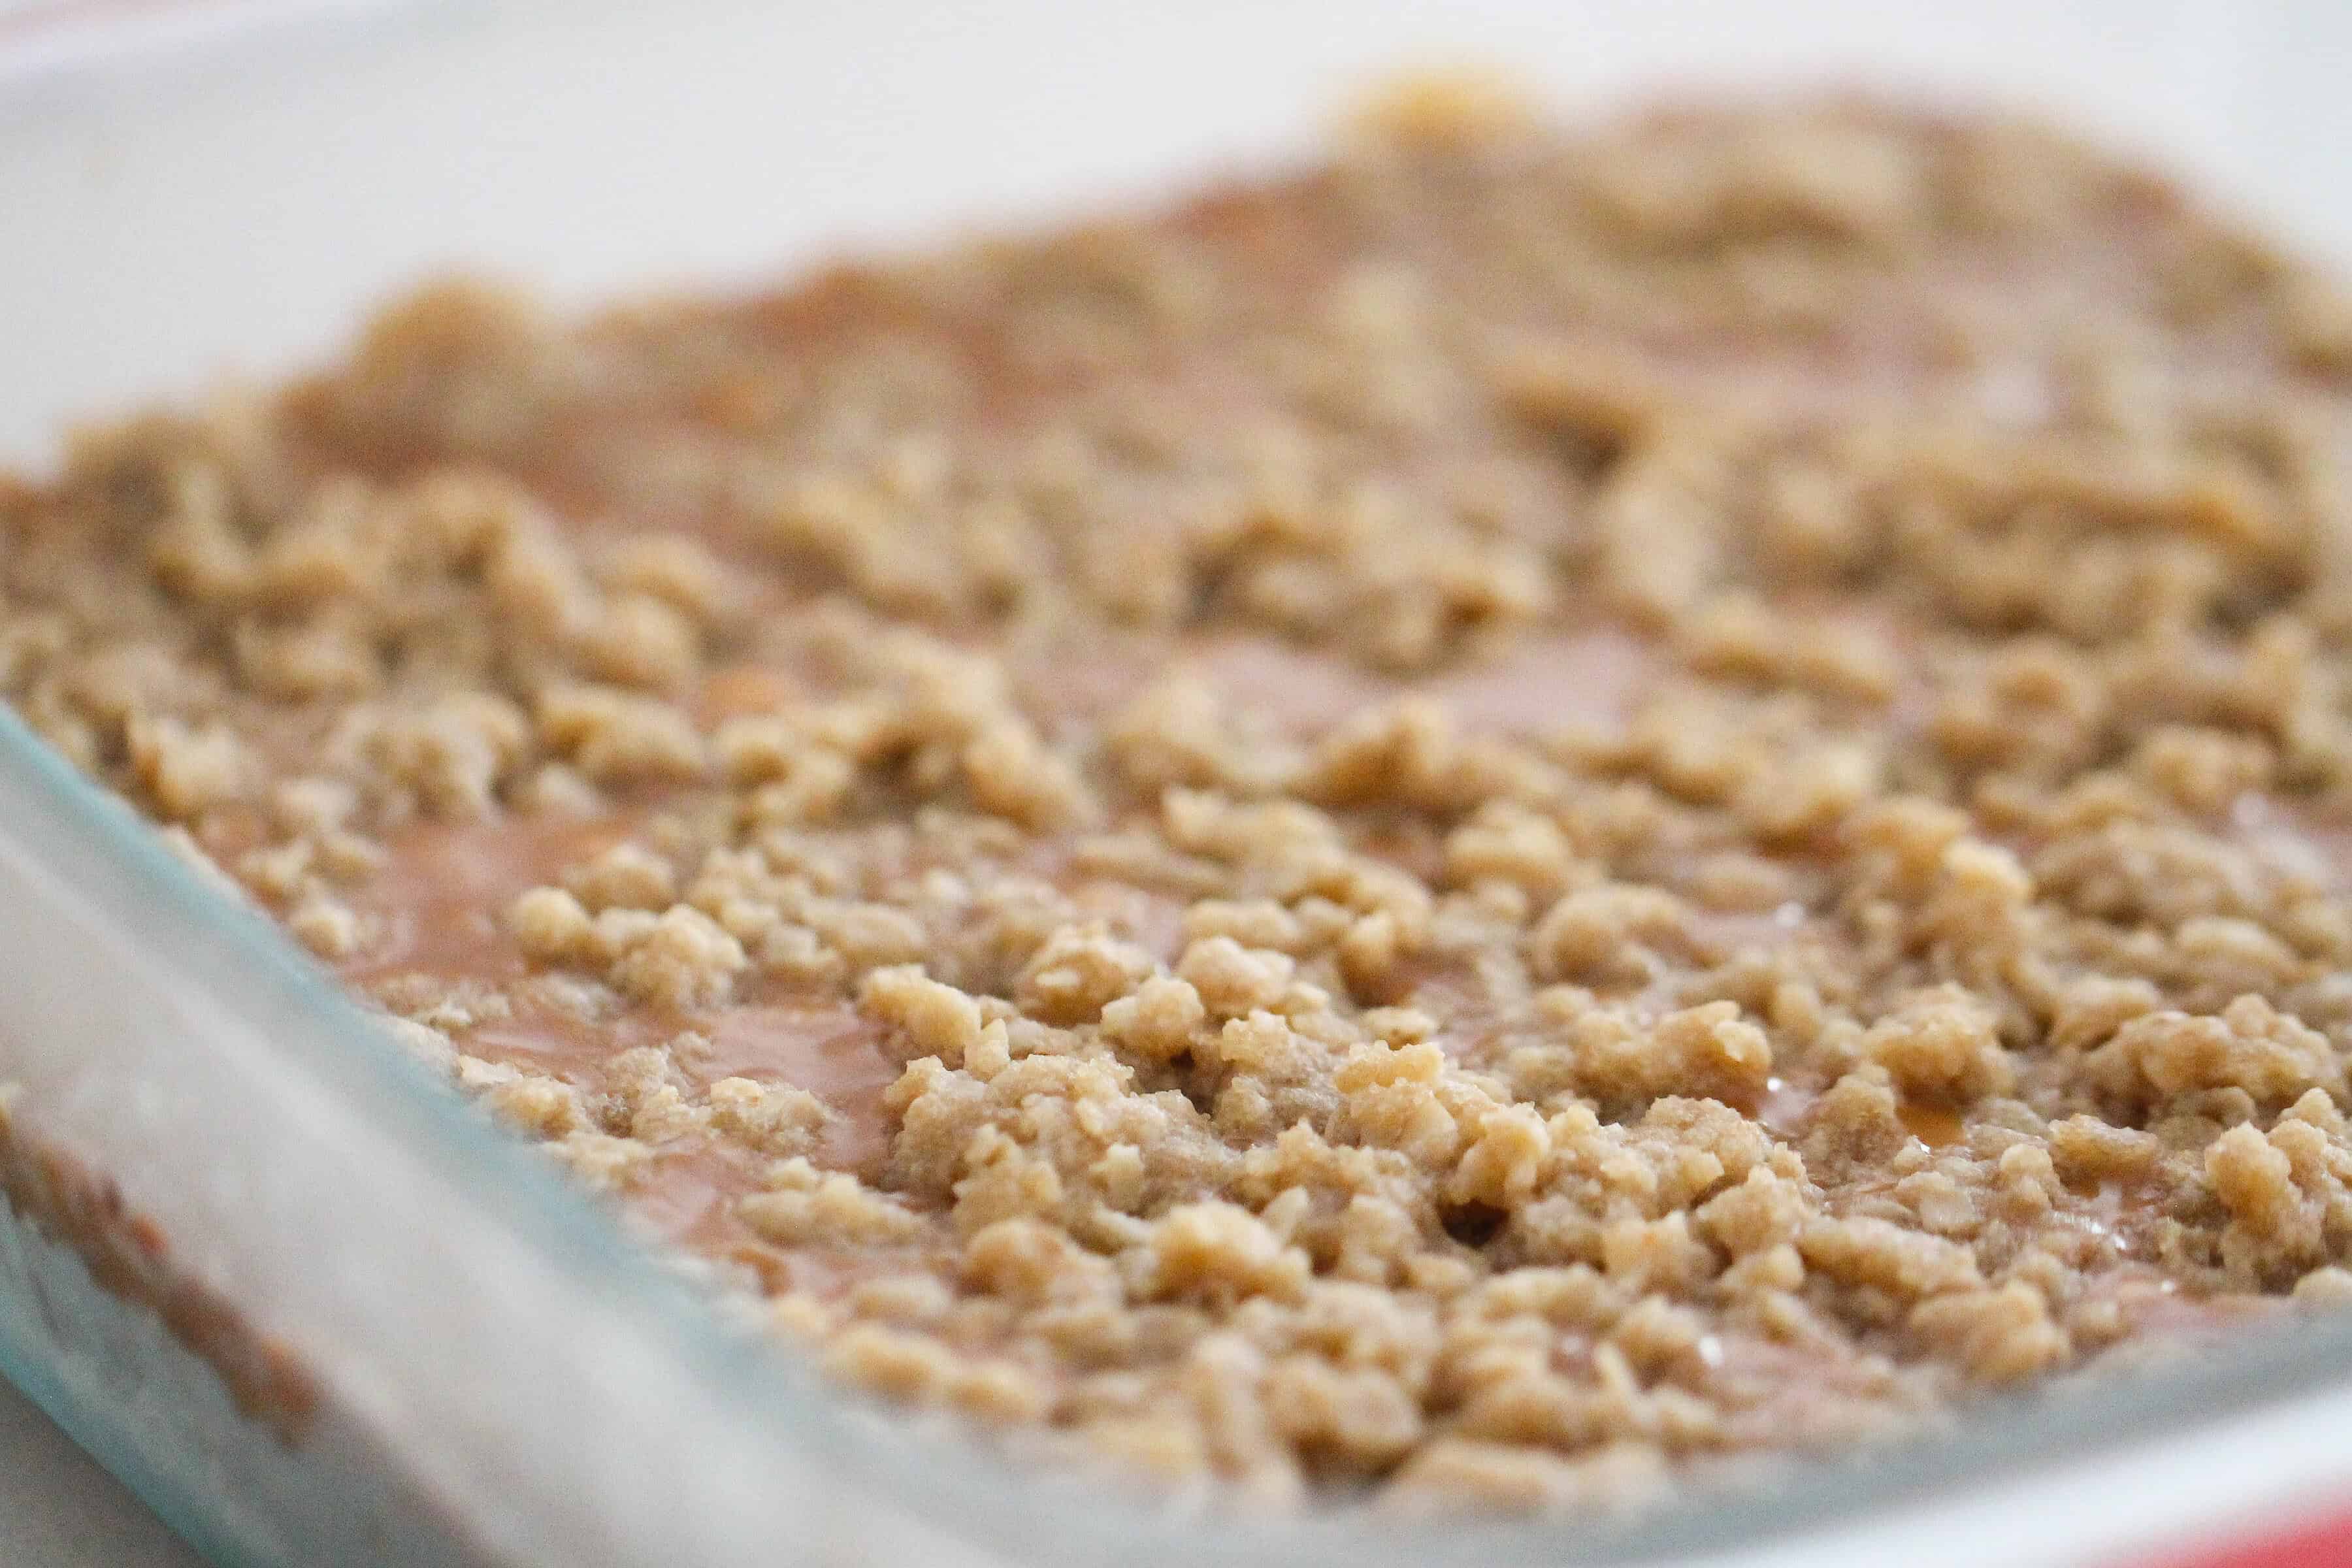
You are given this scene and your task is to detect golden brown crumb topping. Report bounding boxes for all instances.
[10,93,2352,1511]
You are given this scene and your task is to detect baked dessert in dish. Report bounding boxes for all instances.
[9,87,2352,1512]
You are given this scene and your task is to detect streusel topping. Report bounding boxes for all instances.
[10,91,2352,1511]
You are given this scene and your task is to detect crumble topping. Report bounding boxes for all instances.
[8,92,2352,1511]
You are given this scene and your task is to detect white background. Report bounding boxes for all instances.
[8,0,2352,469]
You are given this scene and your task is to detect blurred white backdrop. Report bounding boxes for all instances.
[3,0,2351,465]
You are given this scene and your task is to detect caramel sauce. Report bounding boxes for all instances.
[1895,1100,1968,1149]
[344,812,643,984]
[340,811,915,1291]
[1187,625,1653,736]
[693,663,813,726]
[704,1004,901,1177]
[1756,1077,1814,1139]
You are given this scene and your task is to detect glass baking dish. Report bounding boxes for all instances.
[8,3,2352,1565]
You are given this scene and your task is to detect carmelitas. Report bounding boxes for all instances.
[9,90,2352,1511]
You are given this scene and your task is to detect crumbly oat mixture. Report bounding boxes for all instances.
[12,91,2352,1511]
